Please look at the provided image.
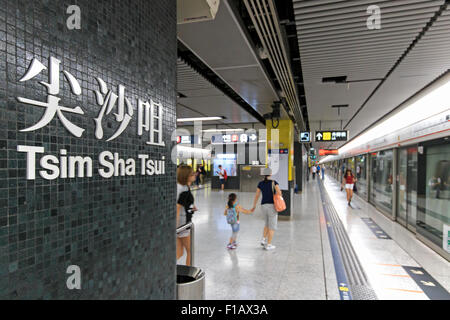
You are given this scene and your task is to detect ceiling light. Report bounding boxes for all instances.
[202,128,244,133]
[177,117,224,122]
[322,76,347,83]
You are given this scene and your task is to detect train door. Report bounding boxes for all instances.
[397,147,418,232]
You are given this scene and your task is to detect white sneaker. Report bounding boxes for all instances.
[264,244,276,250]
[260,238,267,246]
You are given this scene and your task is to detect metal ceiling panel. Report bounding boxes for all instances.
[177,59,259,124]
[293,0,447,150]
[178,0,278,117]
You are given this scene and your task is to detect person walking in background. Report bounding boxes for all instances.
[224,193,254,249]
[312,165,317,180]
[195,165,201,186]
[321,165,325,180]
[217,164,227,191]
[251,168,281,250]
[176,165,198,266]
[199,163,206,185]
[341,169,357,207]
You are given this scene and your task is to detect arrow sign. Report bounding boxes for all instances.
[316,133,323,140]
[250,134,257,141]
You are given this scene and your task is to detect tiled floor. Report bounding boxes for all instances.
[177,175,450,300]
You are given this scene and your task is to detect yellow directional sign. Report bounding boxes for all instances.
[315,130,348,142]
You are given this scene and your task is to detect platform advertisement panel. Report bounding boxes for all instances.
[444,224,450,253]
[213,154,237,177]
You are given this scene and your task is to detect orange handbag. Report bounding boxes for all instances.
[272,181,286,212]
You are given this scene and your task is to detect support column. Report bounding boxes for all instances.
[266,119,294,218]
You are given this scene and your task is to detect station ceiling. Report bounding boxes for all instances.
[293,0,450,152]
[176,0,450,154]
[177,0,288,127]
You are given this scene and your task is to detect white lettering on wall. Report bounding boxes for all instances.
[17,145,45,180]
[18,146,165,180]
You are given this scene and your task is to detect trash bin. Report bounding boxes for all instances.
[176,265,205,300]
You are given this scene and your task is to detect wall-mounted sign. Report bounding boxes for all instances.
[15,56,167,181]
[319,149,339,156]
[300,131,311,142]
[315,130,348,142]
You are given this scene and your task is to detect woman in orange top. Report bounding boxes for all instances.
[342,169,357,206]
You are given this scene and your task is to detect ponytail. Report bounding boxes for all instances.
[228,193,237,208]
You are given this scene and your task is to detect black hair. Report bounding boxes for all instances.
[228,193,237,208]
[263,175,270,182]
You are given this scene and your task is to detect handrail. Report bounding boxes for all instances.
[176,222,195,266]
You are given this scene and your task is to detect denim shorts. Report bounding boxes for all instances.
[231,222,240,233]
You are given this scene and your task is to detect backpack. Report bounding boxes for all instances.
[223,169,228,180]
[226,206,237,224]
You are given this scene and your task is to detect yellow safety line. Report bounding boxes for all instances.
[381,273,411,278]
[385,288,423,294]
[373,263,402,267]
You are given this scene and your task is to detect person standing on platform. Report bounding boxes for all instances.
[176,165,198,266]
[321,165,325,180]
[312,165,317,180]
[251,168,281,251]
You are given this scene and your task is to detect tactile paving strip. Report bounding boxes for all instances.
[318,180,378,300]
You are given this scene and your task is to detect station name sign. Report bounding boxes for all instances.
[14,55,167,181]
[315,131,348,142]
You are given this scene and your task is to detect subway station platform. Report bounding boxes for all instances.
[180,176,450,300]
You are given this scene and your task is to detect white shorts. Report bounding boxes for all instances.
[345,184,354,190]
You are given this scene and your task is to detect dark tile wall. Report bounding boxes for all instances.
[0,0,177,299]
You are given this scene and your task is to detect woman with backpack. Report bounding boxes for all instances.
[176,165,198,265]
[251,168,282,251]
[224,193,254,249]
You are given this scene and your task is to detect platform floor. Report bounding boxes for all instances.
[178,175,450,300]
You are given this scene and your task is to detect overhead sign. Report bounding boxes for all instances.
[315,130,348,142]
[211,132,258,144]
[176,135,201,145]
[319,149,339,156]
[300,131,311,142]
